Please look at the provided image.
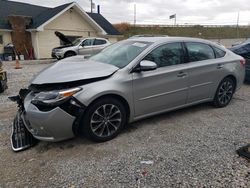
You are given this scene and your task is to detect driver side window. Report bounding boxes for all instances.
[81,39,94,47]
[143,42,184,68]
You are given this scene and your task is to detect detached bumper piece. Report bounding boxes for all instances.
[11,111,38,152]
[237,144,250,160]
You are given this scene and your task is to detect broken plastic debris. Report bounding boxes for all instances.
[140,160,154,165]
[141,170,148,176]
[237,144,250,159]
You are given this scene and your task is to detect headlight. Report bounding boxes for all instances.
[54,49,63,53]
[31,87,82,106]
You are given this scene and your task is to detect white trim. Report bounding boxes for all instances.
[72,3,106,35]
[26,29,37,32]
[35,32,40,59]
[36,2,107,35]
[36,3,74,31]
[0,29,12,32]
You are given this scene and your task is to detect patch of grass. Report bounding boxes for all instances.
[114,23,250,39]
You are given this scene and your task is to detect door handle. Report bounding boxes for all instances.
[177,71,187,78]
[217,64,224,69]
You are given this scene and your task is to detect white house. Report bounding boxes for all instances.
[0,0,122,59]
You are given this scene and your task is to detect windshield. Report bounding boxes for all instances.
[72,38,82,46]
[90,40,152,68]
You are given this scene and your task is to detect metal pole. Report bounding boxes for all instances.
[134,3,136,27]
[175,14,177,26]
[236,11,240,38]
[91,0,93,13]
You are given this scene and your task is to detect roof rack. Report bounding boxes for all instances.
[129,34,168,38]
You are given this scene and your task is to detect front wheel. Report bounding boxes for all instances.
[0,82,3,93]
[213,77,235,108]
[81,97,127,142]
[64,51,76,58]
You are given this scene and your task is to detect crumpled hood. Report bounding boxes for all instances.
[31,56,119,85]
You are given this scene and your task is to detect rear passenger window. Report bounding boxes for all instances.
[213,47,226,58]
[186,42,215,62]
[144,42,184,68]
[82,39,94,46]
[94,39,106,45]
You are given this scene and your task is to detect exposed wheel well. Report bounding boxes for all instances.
[88,94,131,122]
[64,51,77,57]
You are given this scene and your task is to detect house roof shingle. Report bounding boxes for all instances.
[87,12,121,35]
[0,0,121,35]
[31,2,72,29]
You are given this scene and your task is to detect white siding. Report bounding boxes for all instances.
[0,31,12,54]
[31,31,39,59]
[37,9,98,58]
[108,37,119,43]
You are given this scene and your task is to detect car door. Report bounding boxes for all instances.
[184,42,226,103]
[92,39,108,55]
[132,42,189,117]
[78,39,94,56]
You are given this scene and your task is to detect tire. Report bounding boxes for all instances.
[0,82,3,93]
[64,51,76,58]
[213,77,235,108]
[81,97,127,142]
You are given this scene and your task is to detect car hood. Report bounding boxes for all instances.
[31,56,119,85]
[53,44,73,50]
[55,31,72,45]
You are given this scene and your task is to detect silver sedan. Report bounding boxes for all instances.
[11,37,245,151]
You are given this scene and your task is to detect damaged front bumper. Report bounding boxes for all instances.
[11,109,38,151]
[51,51,64,59]
[10,89,85,151]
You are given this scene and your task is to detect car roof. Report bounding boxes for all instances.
[128,36,215,45]
[79,37,107,40]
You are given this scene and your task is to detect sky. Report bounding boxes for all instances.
[11,0,250,25]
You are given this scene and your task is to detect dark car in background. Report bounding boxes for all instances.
[230,43,250,81]
[0,59,7,93]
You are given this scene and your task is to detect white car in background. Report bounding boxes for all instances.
[52,37,111,59]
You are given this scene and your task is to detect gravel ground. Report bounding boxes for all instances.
[0,61,249,187]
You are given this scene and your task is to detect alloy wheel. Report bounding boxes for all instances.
[217,80,234,105]
[90,104,122,138]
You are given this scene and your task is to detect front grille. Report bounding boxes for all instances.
[11,111,38,152]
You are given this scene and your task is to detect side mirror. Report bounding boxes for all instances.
[134,60,157,72]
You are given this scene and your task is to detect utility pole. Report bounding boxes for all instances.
[174,14,177,26]
[134,3,136,27]
[90,0,93,13]
[236,11,240,38]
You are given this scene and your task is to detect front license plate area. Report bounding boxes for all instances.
[11,110,38,152]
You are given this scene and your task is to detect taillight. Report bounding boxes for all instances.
[240,59,246,66]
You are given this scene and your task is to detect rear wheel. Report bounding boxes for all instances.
[81,97,127,142]
[213,77,235,107]
[64,51,76,58]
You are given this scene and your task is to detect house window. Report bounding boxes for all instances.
[0,35,3,45]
